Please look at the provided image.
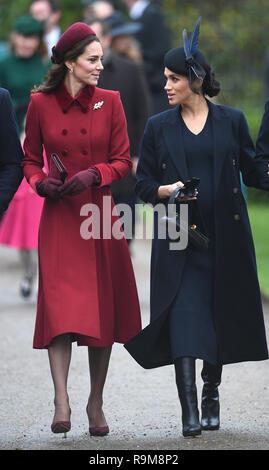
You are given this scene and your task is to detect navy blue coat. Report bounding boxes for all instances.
[256,98,269,173]
[0,88,23,216]
[125,100,269,368]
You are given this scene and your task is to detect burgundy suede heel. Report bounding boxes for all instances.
[51,407,71,438]
[51,420,71,438]
[89,425,109,436]
[86,405,109,436]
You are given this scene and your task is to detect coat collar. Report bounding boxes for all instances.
[161,99,231,195]
[55,82,95,113]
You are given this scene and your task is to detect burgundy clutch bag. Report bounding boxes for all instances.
[49,153,68,182]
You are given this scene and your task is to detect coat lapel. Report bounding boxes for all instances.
[162,106,189,182]
[162,101,231,193]
[207,100,231,197]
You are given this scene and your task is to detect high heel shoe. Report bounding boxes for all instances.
[86,405,109,436]
[51,420,71,438]
[89,425,109,436]
[51,407,71,438]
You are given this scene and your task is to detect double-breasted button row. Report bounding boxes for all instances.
[61,149,88,157]
[61,129,87,135]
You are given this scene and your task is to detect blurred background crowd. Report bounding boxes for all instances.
[0,0,268,301]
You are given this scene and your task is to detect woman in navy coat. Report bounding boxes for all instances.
[0,88,23,217]
[125,19,269,437]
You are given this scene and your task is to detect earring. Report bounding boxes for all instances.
[69,67,73,73]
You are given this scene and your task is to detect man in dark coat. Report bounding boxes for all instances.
[0,88,23,218]
[122,0,171,114]
[125,100,269,369]
[256,97,269,190]
[87,17,152,244]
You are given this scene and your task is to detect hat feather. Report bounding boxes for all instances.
[182,28,191,60]
[189,16,202,55]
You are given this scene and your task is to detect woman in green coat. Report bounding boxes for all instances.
[0,15,50,132]
[0,16,50,298]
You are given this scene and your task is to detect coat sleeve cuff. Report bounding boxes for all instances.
[29,173,47,193]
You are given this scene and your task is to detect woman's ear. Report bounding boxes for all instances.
[191,77,203,94]
[65,61,74,73]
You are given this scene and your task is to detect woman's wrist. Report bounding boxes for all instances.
[157,185,172,199]
[157,183,183,199]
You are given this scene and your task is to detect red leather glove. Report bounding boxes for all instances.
[35,177,63,199]
[59,167,101,197]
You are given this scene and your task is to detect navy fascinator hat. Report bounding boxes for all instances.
[164,17,206,85]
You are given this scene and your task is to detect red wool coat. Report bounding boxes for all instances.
[22,83,141,349]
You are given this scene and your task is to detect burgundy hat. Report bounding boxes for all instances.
[55,22,96,55]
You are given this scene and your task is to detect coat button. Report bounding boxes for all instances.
[232,159,236,166]
[62,150,68,157]
[234,214,240,221]
[81,129,87,134]
[62,129,68,135]
[162,163,167,170]
[82,149,88,155]
[233,187,239,194]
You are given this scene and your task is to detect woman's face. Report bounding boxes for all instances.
[12,32,40,58]
[68,41,104,87]
[164,67,196,105]
[112,35,132,55]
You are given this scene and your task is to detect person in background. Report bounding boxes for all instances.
[0,15,49,298]
[108,10,143,63]
[87,16,151,246]
[122,0,171,114]
[255,97,269,200]
[30,0,61,55]
[0,15,50,132]
[0,41,8,60]
[0,88,23,218]
[82,0,115,21]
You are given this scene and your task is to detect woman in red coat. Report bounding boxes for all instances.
[22,22,141,437]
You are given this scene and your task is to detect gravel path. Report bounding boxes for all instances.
[0,236,269,451]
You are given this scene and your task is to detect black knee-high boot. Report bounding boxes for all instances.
[174,357,201,437]
[201,361,222,430]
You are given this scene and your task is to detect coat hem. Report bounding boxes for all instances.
[33,330,138,349]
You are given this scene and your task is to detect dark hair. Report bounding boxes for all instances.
[201,62,221,97]
[32,35,100,93]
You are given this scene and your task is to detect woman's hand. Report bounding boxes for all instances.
[35,177,63,199]
[157,181,198,201]
[59,167,100,197]
[157,181,183,199]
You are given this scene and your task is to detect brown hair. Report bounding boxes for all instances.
[9,32,48,61]
[32,35,100,93]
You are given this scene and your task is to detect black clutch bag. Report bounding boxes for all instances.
[167,181,210,251]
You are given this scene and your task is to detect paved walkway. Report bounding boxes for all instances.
[0,234,269,450]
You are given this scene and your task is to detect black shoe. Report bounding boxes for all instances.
[201,361,222,431]
[174,357,201,437]
[20,274,33,298]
